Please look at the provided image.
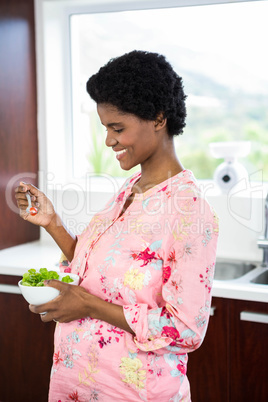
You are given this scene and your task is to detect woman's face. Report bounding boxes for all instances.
[97,103,168,171]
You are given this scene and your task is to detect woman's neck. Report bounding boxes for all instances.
[133,153,184,194]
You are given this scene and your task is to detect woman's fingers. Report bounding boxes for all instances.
[15,182,41,201]
[18,181,39,195]
[15,185,37,211]
[15,194,37,203]
[29,283,90,324]
[15,184,26,194]
[14,181,56,226]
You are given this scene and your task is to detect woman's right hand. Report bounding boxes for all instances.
[15,182,56,228]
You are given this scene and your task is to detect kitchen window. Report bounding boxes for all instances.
[36,0,268,186]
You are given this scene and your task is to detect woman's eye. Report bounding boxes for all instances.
[114,128,123,133]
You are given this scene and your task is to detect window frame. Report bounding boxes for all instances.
[34,0,260,188]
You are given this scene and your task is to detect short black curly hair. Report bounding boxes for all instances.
[86,50,187,136]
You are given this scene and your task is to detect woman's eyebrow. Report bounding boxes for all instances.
[106,122,123,127]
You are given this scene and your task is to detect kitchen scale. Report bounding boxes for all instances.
[209,141,251,193]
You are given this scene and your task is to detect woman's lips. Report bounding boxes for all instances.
[115,149,127,160]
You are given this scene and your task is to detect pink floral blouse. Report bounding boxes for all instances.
[49,169,219,402]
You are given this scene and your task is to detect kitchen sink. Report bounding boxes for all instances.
[250,269,268,285]
[214,261,256,281]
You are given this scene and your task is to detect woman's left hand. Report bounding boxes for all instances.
[29,280,94,323]
[29,279,135,334]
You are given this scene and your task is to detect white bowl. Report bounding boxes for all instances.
[18,272,80,305]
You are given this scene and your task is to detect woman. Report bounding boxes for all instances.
[15,51,219,402]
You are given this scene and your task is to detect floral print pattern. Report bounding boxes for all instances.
[124,268,145,290]
[119,356,146,390]
[49,170,219,402]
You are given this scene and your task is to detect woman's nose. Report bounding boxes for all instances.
[105,131,118,147]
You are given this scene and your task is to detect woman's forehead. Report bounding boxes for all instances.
[97,103,135,124]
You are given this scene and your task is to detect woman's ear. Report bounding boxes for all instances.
[154,112,167,131]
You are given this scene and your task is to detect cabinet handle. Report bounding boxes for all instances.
[210,307,216,316]
[240,311,268,324]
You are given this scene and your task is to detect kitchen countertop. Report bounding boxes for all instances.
[0,241,60,275]
[0,241,267,303]
[211,265,268,303]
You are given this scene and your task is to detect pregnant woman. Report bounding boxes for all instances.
[15,50,219,402]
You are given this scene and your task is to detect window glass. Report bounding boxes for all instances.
[70,1,268,180]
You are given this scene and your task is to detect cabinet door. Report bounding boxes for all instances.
[0,0,39,250]
[0,275,55,402]
[229,299,268,402]
[187,297,229,402]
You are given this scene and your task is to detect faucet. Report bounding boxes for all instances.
[258,192,268,267]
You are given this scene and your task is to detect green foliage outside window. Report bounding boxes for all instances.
[86,98,268,181]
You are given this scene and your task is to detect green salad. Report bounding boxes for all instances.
[21,268,73,287]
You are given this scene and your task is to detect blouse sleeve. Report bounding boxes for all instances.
[123,191,219,355]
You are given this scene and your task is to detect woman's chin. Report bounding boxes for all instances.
[119,161,135,171]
